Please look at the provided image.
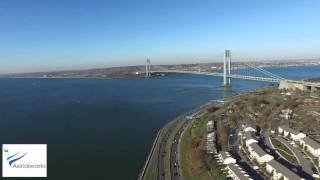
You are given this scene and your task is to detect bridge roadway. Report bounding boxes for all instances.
[151,70,320,88]
[152,70,281,82]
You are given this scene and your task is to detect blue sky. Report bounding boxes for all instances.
[0,0,320,73]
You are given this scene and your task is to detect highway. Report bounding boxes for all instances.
[158,120,179,180]
[138,130,161,180]
[170,109,207,180]
[170,120,190,180]
[155,103,211,180]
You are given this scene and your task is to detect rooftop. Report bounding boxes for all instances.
[244,131,256,140]
[249,143,268,157]
[244,126,256,132]
[207,120,213,125]
[207,132,215,138]
[280,126,302,135]
[227,163,251,180]
[267,160,302,180]
[220,151,230,159]
[301,136,320,150]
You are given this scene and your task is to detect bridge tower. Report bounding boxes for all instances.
[223,50,231,86]
[145,59,151,78]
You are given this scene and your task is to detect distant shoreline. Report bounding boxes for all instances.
[0,76,141,80]
[1,62,319,79]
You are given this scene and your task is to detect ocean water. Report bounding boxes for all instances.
[0,66,319,179]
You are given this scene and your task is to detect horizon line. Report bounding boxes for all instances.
[1,57,319,76]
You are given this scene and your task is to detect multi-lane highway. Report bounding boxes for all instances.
[170,108,207,180]
[158,119,182,180]
[170,120,190,180]
[138,130,162,180]
[157,106,208,180]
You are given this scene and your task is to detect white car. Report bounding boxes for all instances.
[290,141,295,145]
[313,174,320,178]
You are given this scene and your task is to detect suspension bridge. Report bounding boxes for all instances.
[144,50,320,90]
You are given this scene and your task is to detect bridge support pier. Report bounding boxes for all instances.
[145,59,151,78]
[223,50,231,86]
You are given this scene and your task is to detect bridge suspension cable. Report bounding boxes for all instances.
[244,63,286,80]
[144,50,320,88]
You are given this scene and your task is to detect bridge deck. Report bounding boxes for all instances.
[151,70,320,88]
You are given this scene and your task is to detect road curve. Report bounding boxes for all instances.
[263,131,314,179]
[157,104,211,180]
[276,136,313,176]
[158,120,180,180]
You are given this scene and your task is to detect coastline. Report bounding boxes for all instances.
[1,64,319,80]
[137,129,162,180]
[138,101,217,180]
[138,86,274,179]
[0,76,142,80]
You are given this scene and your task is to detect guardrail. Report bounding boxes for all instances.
[137,129,162,180]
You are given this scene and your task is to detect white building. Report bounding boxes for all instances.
[266,160,304,180]
[218,152,252,180]
[226,163,252,180]
[280,109,293,120]
[207,132,217,154]
[247,143,274,165]
[219,152,236,165]
[278,127,283,133]
[278,126,306,141]
[207,120,214,132]
[242,131,258,147]
[299,136,320,157]
[244,126,256,132]
[291,132,307,141]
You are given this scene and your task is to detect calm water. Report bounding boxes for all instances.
[0,66,319,179]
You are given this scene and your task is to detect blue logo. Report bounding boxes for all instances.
[3,149,27,167]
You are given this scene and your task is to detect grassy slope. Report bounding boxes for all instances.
[180,115,209,180]
[180,113,226,180]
